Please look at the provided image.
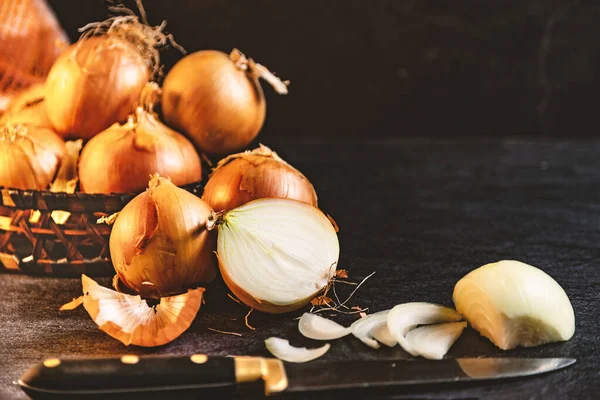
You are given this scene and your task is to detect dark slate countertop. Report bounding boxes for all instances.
[1,139,598,399]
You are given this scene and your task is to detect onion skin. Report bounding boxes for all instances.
[0,125,66,190]
[45,37,149,140]
[162,50,266,154]
[79,109,202,194]
[110,176,217,298]
[203,145,317,212]
[0,83,52,129]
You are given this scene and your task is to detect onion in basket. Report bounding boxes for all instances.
[210,198,339,313]
[0,123,66,190]
[162,49,288,154]
[78,83,202,194]
[202,144,317,212]
[0,83,52,130]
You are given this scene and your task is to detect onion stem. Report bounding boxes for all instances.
[229,49,289,95]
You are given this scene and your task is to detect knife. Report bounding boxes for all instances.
[19,355,575,398]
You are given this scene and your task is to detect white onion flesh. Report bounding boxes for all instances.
[298,313,352,340]
[453,260,575,350]
[387,303,463,356]
[405,321,467,360]
[351,310,390,349]
[265,337,330,363]
[217,198,339,313]
[370,323,398,347]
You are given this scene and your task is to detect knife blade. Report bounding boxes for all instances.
[18,355,575,398]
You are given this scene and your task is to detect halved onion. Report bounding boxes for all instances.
[453,260,575,350]
[387,303,463,356]
[405,321,467,360]
[214,198,339,314]
[351,310,390,349]
[298,313,352,340]
[78,275,204,347]
[265,337,330,363]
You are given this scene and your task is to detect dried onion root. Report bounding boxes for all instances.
[67,275,205,347]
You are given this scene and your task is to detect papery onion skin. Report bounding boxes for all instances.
[110,176,217,298]
[45,36,149,140]
[0,125,66,190]
[0,83,52,129]
[203,145,317,212]
[453,260,575,350]
[79,108,202,194]
[162,50,266,155]
[216,198,339,314]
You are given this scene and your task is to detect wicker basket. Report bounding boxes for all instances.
[0,181,205,276]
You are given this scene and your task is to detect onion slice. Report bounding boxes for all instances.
[265,337,330,363]
[351,310,390,349]
[453,260,575,350]
[79,275,204,347]
[387,303,463,356]
[298,313,352,340]
[405,321,467,360]
[370,323,398,347]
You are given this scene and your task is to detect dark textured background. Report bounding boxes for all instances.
[2,139,598,399]
[47,0,600,139]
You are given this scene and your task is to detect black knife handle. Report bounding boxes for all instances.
[19,354,285,399]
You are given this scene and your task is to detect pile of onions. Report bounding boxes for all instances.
[78,83,202,194]
[202,144,317,211]
[0,0,69,113]
[162,49,288,154]
[44,5,180,140]
[110,175,217,298]
[0,123,66,190]
[210,198,339,313]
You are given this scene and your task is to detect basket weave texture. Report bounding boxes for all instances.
[0,182,204,276]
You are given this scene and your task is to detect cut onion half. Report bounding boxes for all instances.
[453,260,575,350]
[387,303,463,356]
[265,337,330,363]
[215,198,339,313]
[405,321,467,360]
[298,313,352,340]
[80,275,204,347]
[351,310,390,349]
[370,323,397,347]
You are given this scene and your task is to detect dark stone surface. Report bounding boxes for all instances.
[46,0,600,138]
[1,139,598,399]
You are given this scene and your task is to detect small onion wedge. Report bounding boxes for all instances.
[265,338,330,363]
[351,310,390,349]
[405,321,467,360]
[214,198,339,314]
[453,260,575,350]
[79,275,204,347]
[298,313,352,340]
[370,323,398,347]
[387,303,463,356]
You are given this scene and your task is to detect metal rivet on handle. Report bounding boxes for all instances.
[43,358,61,368]
[121,355,140,365]
[190,354,208,364]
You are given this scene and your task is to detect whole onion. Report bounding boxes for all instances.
[162,49,288,154]
[45,36,149,140]
[202,144,317,212]
[0,124,66,190]
[79,83,202,194]
[110,175,217,299]
[0,83,52,129]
